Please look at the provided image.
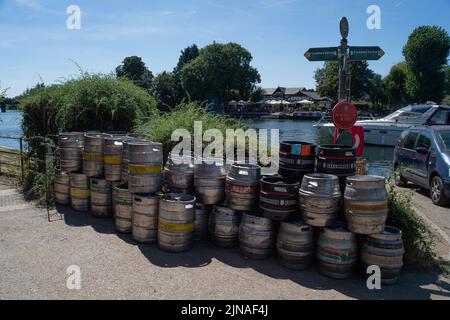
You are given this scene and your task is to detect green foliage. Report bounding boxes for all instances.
[314,61,376,101]
[138,102,245,158]
[30,160,56,206]
[387,174,436,266]
[116,56,154,90]
[151,71,179,111]
[384,62,411,108]
[180,42,261,104]
[250,87,264,102]
[173,44,199,75]
[21,73,157,138]
[367,74,387,108]
[403,26,450,103]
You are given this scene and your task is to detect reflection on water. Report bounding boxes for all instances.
[247,119,394,177]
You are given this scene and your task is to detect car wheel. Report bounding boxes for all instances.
[430,176,450,206]
[394,167,408,187]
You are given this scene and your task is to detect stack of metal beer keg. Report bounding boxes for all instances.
[53,134,403,285]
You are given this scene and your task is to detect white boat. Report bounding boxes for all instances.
[314,104,448,146]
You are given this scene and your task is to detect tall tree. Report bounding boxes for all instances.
[403,26,450,103]
[116,56,153,90]
[180,42,261,104]
[173,44,199,75]
[173,44,200,103]
[383,62,410,107]
[151,71,178,111]
[314,61,374,101]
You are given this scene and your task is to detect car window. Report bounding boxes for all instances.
[416,132,431,149]
[403,131,419,150]
[436,131,450,151]
[398,130,410,147]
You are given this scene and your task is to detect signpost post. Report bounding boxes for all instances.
[304,17,385,102]
[304,17,384,148]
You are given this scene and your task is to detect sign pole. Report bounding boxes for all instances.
[338,17,349,102]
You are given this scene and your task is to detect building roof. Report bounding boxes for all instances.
[263,88,278,95]
[284,87,305,95]
[263,86,326,101]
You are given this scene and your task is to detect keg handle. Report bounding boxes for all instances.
[92,180,98,185]
[134,197,142,203]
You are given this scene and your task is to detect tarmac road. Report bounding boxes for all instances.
[0,177,450,300]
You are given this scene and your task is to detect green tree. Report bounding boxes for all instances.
[314,61,374,101]
[367,73,388,112]
[116,56,153,90]
[173,44,200,103]
[173,44,199,75]
[384,62,410,107]
[250,87,264,102]
[403,26,450,103]
[151,71,178,111]
[180,42,261,104]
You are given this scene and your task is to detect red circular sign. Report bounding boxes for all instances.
[332,101,358,130]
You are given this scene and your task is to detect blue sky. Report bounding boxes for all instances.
[1,0,449,97]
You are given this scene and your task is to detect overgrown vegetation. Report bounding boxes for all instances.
[18,73,157,199]
[137,102,246,158]
[386,174,436,267]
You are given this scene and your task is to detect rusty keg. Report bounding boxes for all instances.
[279,141,316,180]
[104,136,124,182]
[163,152,194,194]
[276,220,314,270]
[361,226,404,285]
[225,163,261,211]
[113,183,133,233]
[83,133,108,177]
[54,169,70,205]
[344,176,388,235]
[299,174,342,227]
[239,213,275,259]
[260,177,300,221]
[59,132,84,173]
[317,225,358,279]
[209,204,241,248]
[90,178,112,217]
[128,141,163,194]
[69,172,90,212]
[158,193,195,252]
[194,204,212,240]
[194,159,226,205]
[132,193,159,243]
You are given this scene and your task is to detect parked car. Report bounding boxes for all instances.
[393,125,450,206]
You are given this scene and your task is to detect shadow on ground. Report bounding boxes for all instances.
[58,204,450,300]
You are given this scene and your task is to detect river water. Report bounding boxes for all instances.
[0,112,394,177]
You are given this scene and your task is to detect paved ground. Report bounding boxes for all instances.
[1,177,450,300]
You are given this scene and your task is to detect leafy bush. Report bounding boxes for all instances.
[137,102,246,158]
[21,73,157,139]
[386,175,436,266]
